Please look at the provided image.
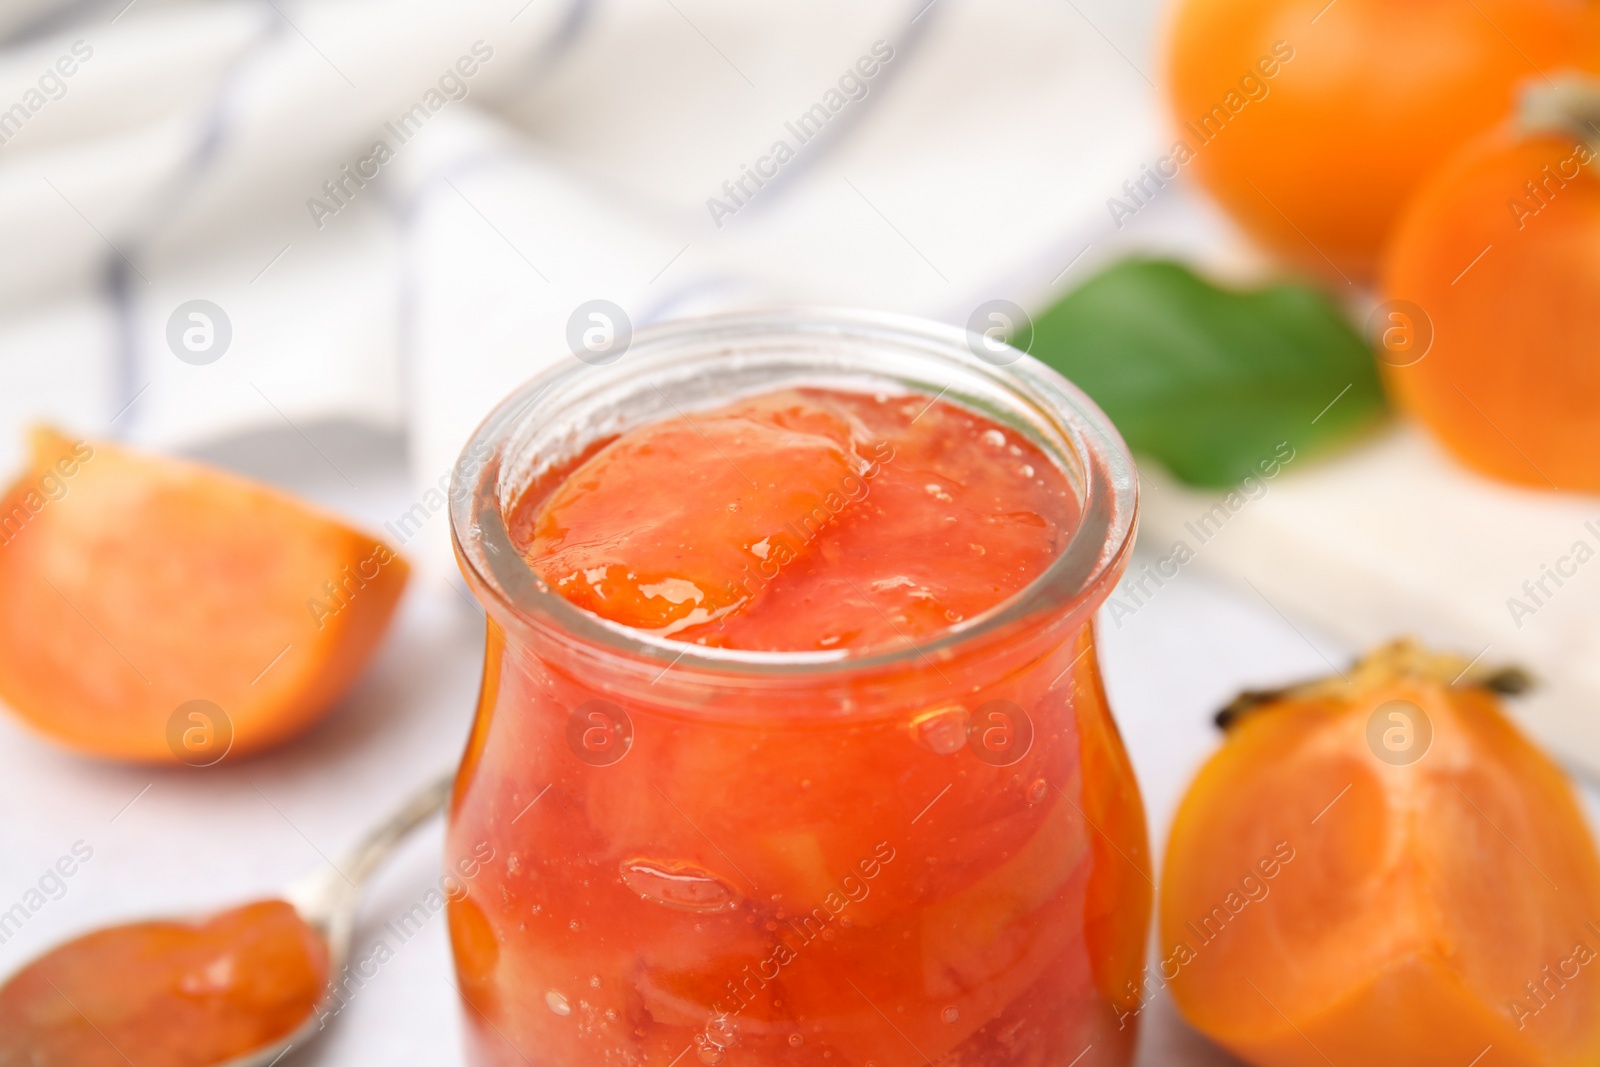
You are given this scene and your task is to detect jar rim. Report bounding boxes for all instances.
[449,308,1139,681]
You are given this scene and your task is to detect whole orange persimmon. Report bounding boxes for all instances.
[1165,0,1596,282]
[1160,642,1600,1067]
[1382,88,1600,492]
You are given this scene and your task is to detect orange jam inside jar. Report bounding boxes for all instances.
[446,313,1148,1067]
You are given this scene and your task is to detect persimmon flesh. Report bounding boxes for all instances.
[1161,642,1600,1067]
[0,429,409,761]
[1165,0,1595,282]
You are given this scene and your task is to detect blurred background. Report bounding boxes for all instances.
[1,0,1596,1063]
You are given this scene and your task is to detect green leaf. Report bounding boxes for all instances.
[1026,259,1387,488]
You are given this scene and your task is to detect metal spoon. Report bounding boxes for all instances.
[216,772,455,1067]
[1,774,454,1066]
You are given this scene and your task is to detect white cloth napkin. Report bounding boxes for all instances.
[0,0,1165,574]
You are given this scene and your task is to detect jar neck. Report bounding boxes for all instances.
[450,309,1138,714]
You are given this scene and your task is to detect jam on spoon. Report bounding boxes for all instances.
[0,901,326,1067]
[0,775,452,1067]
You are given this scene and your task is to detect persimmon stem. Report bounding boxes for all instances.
[1520,76,1600,147]
[1212,639,1535,731]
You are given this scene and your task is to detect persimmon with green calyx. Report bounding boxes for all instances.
[1381,77,1600,492]
[0,428,409,762]
[1161,640,1600,1067]
[1165,0,1597,283]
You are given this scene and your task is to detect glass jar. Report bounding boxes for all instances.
[446,310,1147,1067]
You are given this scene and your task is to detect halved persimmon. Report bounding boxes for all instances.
[1382,84,1600,491]
[0,428,409,762]
[1161,641,1600,1067]
[1165,0,1596,282]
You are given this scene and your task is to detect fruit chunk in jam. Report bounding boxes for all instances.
[517,387,1079,649]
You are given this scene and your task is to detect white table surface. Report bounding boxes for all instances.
[1,422,1591,1066]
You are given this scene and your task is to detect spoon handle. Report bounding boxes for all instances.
[340,773,455,888]
[283,772,454,930]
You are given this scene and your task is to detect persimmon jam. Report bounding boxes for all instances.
[513,387,1079,648]
[0,900,326,1067]
[448,383,1150,1067]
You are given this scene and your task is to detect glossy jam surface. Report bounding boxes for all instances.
[451,385,1149,1067]
[0,900,327,1067]
[514,388,1079,649]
